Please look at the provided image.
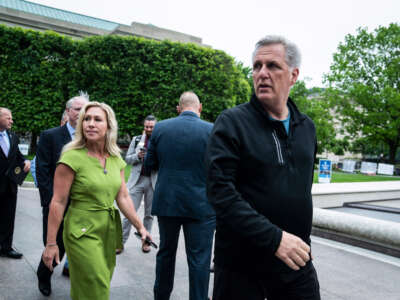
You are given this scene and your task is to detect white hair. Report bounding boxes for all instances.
[0,107,11,116]
[66,91,90,109]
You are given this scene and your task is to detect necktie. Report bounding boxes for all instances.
[0,133,9,157]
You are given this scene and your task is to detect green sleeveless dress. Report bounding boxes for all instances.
[59,148,126,300]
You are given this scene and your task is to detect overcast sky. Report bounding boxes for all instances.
[30,0,399,87]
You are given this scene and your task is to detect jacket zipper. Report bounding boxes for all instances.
[272,130,284,165]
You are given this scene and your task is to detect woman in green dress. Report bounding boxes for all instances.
[42,102,153,300]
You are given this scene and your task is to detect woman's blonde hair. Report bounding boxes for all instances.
[62,101,121,156]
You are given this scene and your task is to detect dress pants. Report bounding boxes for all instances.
[154,216,216,300]
[122,175,154,243]
[212,262,320,300]
[37,206,66,281]
[0,181,18,250]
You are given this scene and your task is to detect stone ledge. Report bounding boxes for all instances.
[312,227,400,258]
[20,181,36,188]
[312,182,400,208]
[312,181,400,195]
[313,208,400,249]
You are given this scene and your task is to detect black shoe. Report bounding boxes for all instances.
[0,248,23,259]
[37,271,51,296]
[62,266,69,277]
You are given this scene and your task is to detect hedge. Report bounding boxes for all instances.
[0,25,251,152]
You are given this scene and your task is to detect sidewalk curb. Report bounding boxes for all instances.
[21,181,36,188]
[313,207,400,254]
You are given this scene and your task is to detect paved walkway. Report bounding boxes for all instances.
[1,187,400,299]
[21,180,400,195]
[312,180,400,194]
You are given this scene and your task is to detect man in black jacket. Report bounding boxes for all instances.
[0,107,30,259]
[36,94,88,296]
[206,35,320,300]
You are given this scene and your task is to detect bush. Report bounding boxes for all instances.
[0,25,251,152]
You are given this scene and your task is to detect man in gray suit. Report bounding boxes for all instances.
[145,91,215,300]
[122,115,158,253]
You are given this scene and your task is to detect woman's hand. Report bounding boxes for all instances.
[42,244,60,271]
[138,226,153,245]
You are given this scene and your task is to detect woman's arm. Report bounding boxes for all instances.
[116,169,152,242]
[42,163,74,271]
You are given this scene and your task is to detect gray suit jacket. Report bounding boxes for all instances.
[125,134,157,191]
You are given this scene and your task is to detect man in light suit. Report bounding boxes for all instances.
[145,91,216,300]
[0,107,30,259]
[36,94,88,296]
[122,115,158,253]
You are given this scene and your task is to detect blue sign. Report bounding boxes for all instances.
[318,159,332,183]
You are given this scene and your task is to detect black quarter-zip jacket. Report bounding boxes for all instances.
[206,94,317,274]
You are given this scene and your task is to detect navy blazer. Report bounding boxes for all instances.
[36,125,71,207]
[144,111,215,220]
[0,131,25,195]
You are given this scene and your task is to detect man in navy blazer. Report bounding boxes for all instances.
[0,107,30,259]
[145,91,216,300]
[36,94,88,296]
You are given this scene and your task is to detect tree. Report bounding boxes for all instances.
[325,23,400,163]
[290,80,343,155]
[235,60,253,94]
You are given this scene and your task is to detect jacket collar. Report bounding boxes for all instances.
[0,130,12,158]
[66,122,75,139]
[6,130,13,146]
[250,93,306,125]
[61,124,72,142]
[179,111,200,119]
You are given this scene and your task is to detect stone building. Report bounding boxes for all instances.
[0,0,203,44]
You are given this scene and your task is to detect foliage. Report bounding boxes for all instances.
[68,36,250,134]
[0,25,251,151]
[325,23,400,163]
[235,60,253,98]
[0,27,74,151]
[290,80,344,154]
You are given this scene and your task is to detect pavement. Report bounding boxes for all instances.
[312,180,400,194]
[1,186,400,299]
[312,180,400,208]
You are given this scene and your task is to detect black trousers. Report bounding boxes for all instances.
[36,206,66,281]
[0,181,18,250]
[212,263,320,300]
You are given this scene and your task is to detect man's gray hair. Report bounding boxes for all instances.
[0,107,11,117]
[66,91,90,109]
[252,35,301,69]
